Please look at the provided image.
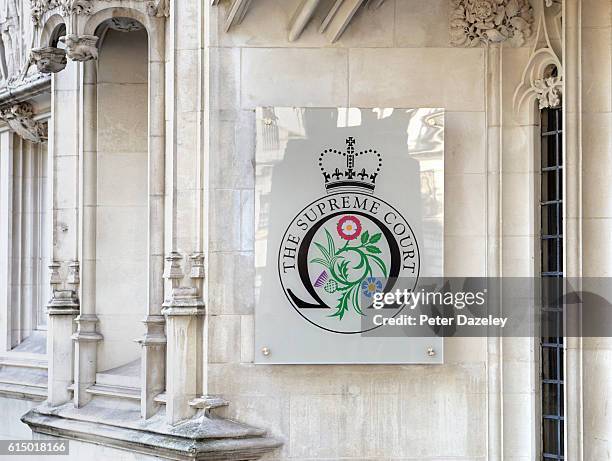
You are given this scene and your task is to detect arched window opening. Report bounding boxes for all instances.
[50,23,66,48]
[540,65,564,459]
[91,18,148,376]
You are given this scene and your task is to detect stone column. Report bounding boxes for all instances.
[563,0,582,458]
[72,58,102,407]
[47,264,78,406]
[138,15,167,419]
[486,43,503,461]
[162,0,206,424]
[0,130,13,353]
[162,254,204,424]
[45,59,83,406]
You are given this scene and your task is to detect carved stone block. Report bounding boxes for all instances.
[0,102,47,143]
[534,76,562,109]
[59,34,98,62]
[30,46,67,73]
[146,0,170,17]
[450,0,534,47]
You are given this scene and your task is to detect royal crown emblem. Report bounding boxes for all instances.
[319,137,382,194]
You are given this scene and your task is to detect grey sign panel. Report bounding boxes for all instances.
[255,107,444,364]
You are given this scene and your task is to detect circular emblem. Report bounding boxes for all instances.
[278,137,420,334]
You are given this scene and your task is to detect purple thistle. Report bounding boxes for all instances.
[314,271,328,288]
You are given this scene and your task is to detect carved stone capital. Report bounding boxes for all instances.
[59,34,98,62]
[533,76,562,109]
[30,46,67,73]
[450,0,534,47]
[47,289,79,315]
[30,0,54,26]
[72,314,103,342]
[31,0,92,27]
[0,102,47,143]
[137,315,166,346]
[146,0,169,17]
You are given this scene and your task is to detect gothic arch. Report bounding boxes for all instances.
[82,7,164,63]
[39,14,66,48]
[513,0,563,112]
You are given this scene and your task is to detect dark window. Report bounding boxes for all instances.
[540,105,564,460]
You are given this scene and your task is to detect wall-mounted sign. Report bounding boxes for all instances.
[255,108,444,364]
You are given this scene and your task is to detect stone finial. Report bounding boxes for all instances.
[49,261,62,287]
[533,76,562,109]
[67,260,80,286]
[0,102,47,143]
[190,253,205,279]
[59,34,98,62]
[30,46,67,73]
[163,252,184,282]
[450,0,534,47]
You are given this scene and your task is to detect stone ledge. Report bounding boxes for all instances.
[0,382,47,401]
[21,403,282,461]
[0,74,51,107]
[0,360,48,401]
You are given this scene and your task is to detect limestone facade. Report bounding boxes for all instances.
[0,0,609,460]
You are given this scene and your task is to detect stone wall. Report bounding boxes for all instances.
[581,0,612,459]
[0,397,36,439]
[205,1,493,459]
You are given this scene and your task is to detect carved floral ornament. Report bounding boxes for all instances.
[450,0,534,47]
[31,0,168,25]
[30,0,93,26]
[512,0,563,112]
[533,76,562,109]
[146,0,169,17]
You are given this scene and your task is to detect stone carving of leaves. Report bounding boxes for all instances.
[450,0,534,47]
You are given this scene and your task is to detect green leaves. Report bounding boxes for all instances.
[325,228,336,257]
[338,260,349,280]
[361,231,381,246]
[368,254,388,277]
[313,242,330,262]
[311,227,388,319]
[362,232,383,256]
[310,228,338,269]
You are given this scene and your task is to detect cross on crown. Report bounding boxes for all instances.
[318,137,382,195]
